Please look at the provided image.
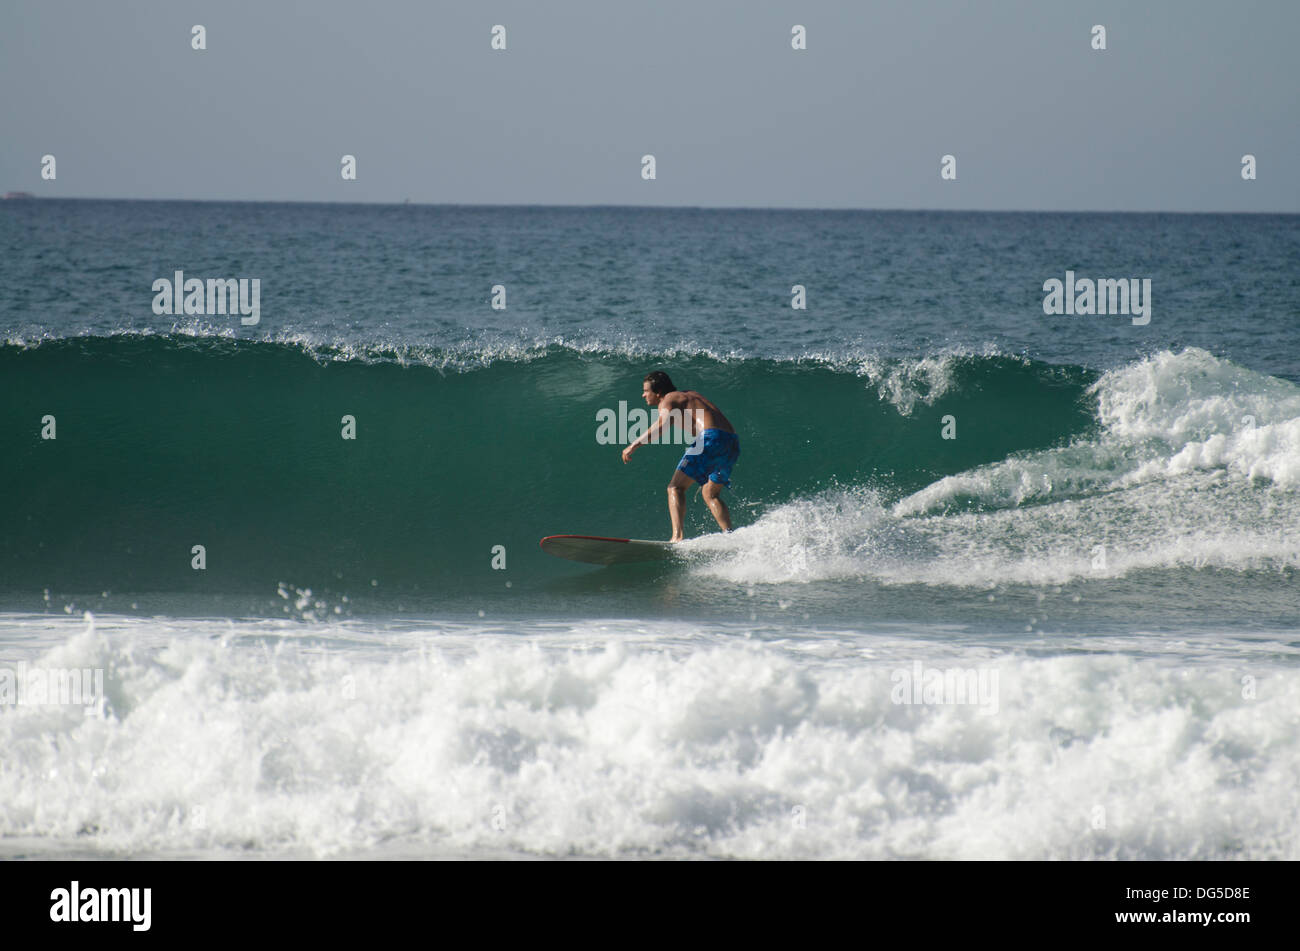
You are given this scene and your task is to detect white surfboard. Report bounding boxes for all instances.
[539,534,677,565]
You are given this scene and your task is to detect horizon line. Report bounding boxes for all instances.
[2,196,1295,216]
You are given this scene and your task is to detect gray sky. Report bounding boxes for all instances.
[2,0,1296,211]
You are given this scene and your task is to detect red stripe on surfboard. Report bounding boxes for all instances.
[539,534,632,547]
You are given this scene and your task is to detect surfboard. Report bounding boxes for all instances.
[539,534,677,565]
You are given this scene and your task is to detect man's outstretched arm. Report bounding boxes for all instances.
[621,395,685,463]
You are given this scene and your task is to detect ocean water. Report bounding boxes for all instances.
[1,201,1298,859]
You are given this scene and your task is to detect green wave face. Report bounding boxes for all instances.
[1,335,1098,594]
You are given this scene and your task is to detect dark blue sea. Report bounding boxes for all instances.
[1,200,1297,858]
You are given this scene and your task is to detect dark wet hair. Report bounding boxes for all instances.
[643,371,676,396]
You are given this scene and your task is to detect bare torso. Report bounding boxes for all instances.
[660,390,734,436]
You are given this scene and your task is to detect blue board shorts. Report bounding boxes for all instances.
[677,429,740,487]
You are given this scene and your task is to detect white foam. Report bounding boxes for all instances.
[1096,348,1300,488]
[695,350,1300,588]
[2,615,1297,859]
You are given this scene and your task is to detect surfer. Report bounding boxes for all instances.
[621,371,739,541]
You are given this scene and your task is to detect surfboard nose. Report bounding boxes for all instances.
[539,535,673,565]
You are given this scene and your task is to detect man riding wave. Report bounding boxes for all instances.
[621,371,739,542]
